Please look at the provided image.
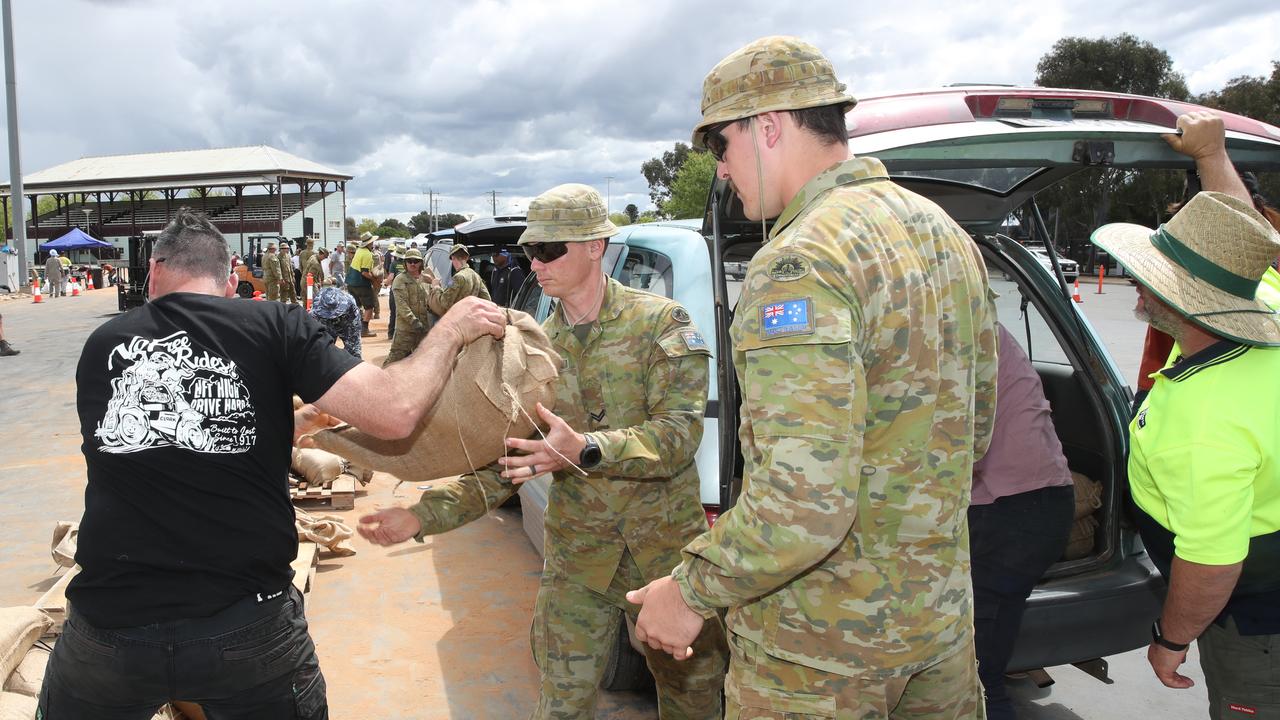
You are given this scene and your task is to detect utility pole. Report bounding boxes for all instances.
[432,197,441,231]
[3,0,28,286]
[487,191,501,216]
[423,187,435,233]
[604,176,614,216]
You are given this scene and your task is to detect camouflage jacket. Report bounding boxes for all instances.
[673,157,999,678]
[301,255,323,286]
[262,253,282,284]
[297,249,315,276]
[426,266,492,316]
[391,271,432,332]
[408,277,713,591]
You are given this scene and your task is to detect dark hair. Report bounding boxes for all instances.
[153,208,231,282]
[733,103,849,147]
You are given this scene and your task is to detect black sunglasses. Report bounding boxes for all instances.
[522,242,570,264]
[702,121,733,162]
[405,258,422,263]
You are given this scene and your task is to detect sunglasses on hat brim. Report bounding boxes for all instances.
[523,242,570,264]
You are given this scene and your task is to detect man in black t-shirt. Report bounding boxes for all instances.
[39,209,505,719]
[489,250,527,307]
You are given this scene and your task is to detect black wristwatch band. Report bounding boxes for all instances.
[1151,619,1190,652]
[579,434,602,469]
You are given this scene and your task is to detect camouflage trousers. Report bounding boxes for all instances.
[530,549,728,720]
[724,633,984,720]
[382,329,425,367]
[281,278,298,304]
[266,282,281,302]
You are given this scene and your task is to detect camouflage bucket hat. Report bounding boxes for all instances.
[691,35,857,147]
[518,183,619,245]
[404,248,423,260]
[449,243,470,257]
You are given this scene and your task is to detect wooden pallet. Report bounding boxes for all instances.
[33,565,80,636]
[289,475,355,511]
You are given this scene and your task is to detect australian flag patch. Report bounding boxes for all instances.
[760,298,814,338]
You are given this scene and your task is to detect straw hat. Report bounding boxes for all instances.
[1091,191,1280,346]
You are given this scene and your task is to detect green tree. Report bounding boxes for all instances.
[375,218,411,238]
[345,217,357,241]
[641,142,693,208]
[609,212,631,227]
[624,203,639,223]
[408,210,433,235]
[435,213,469,230]
[1035,33,1189,98]
[355,218,380,236]
[660,151,716,219]
[636,210,660,223]
[1033,34,1192,265]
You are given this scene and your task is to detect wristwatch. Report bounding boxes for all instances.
[579,434,602,469]
[1151,619,1190,652]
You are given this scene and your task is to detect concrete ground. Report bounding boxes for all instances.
[0,280,1209,718]
[0,287,654,719]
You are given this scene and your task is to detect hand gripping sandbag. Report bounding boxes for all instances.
[308,310,560,482]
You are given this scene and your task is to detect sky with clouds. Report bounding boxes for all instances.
[2,0,1277,223]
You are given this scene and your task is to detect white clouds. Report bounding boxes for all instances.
[2,0,1278,221]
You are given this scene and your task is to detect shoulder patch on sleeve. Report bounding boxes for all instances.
[759,298,814,339]
[658,328,711,358]
[766,254,810,282]
[680,329,708,352]
[671,306,691,324]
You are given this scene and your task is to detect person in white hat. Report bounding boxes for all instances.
[45,249,65,298]
[1091,191,1280,716]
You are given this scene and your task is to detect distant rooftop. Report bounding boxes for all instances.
[0,145,353,196]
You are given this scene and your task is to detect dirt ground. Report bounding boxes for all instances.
[0,286,657,719]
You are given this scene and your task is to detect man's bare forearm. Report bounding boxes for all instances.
[1160,555,1241,644]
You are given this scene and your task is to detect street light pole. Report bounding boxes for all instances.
[604,176,614,216]
[3,0,28,286]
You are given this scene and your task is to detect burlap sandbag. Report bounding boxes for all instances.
[3,646,47,697]
[1064,515,1099,560]
[0,692,35,720]
[308,310,560,483]
[1071,471,1102,520]
[291,448,344,488]
[0,608,50,683]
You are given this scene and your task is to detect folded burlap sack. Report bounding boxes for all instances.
[291,448,344,488]
[308,310,560,483]
[50,521,78,569]
[1064,514,1099,560]
[296,510,357,557]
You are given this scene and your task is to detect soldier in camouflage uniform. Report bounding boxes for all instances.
[358,184,728,720]
[425,243,492,315]
[383,248,434,366]
[296,237,316,280]
[262,242,284,302]
[301,247,324,291]
[277,242,299,304]
[629,36,999,719]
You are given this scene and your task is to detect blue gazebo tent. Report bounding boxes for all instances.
[39,227,112,252]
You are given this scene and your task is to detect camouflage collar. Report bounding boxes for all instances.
[768,156,889,241]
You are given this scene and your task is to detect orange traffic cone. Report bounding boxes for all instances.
[305,273,314,311]
[1072,279,1083,304]
[31,281,42,303]
[253,290,264,301]
[86,274,95,291]
[70,278,80,297]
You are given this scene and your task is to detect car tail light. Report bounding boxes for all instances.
[990,96,1112,118]
[704,505,720,526]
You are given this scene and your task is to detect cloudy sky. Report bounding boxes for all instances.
[2,0,1277,223]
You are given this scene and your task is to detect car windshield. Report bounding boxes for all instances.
[894,167,1042,193]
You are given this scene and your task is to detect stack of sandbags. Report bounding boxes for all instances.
[0,606,52,719]
[307,309,561,483]
[1064,471,1103,560]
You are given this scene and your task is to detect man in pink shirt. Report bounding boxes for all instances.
[970,323,1075,720]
